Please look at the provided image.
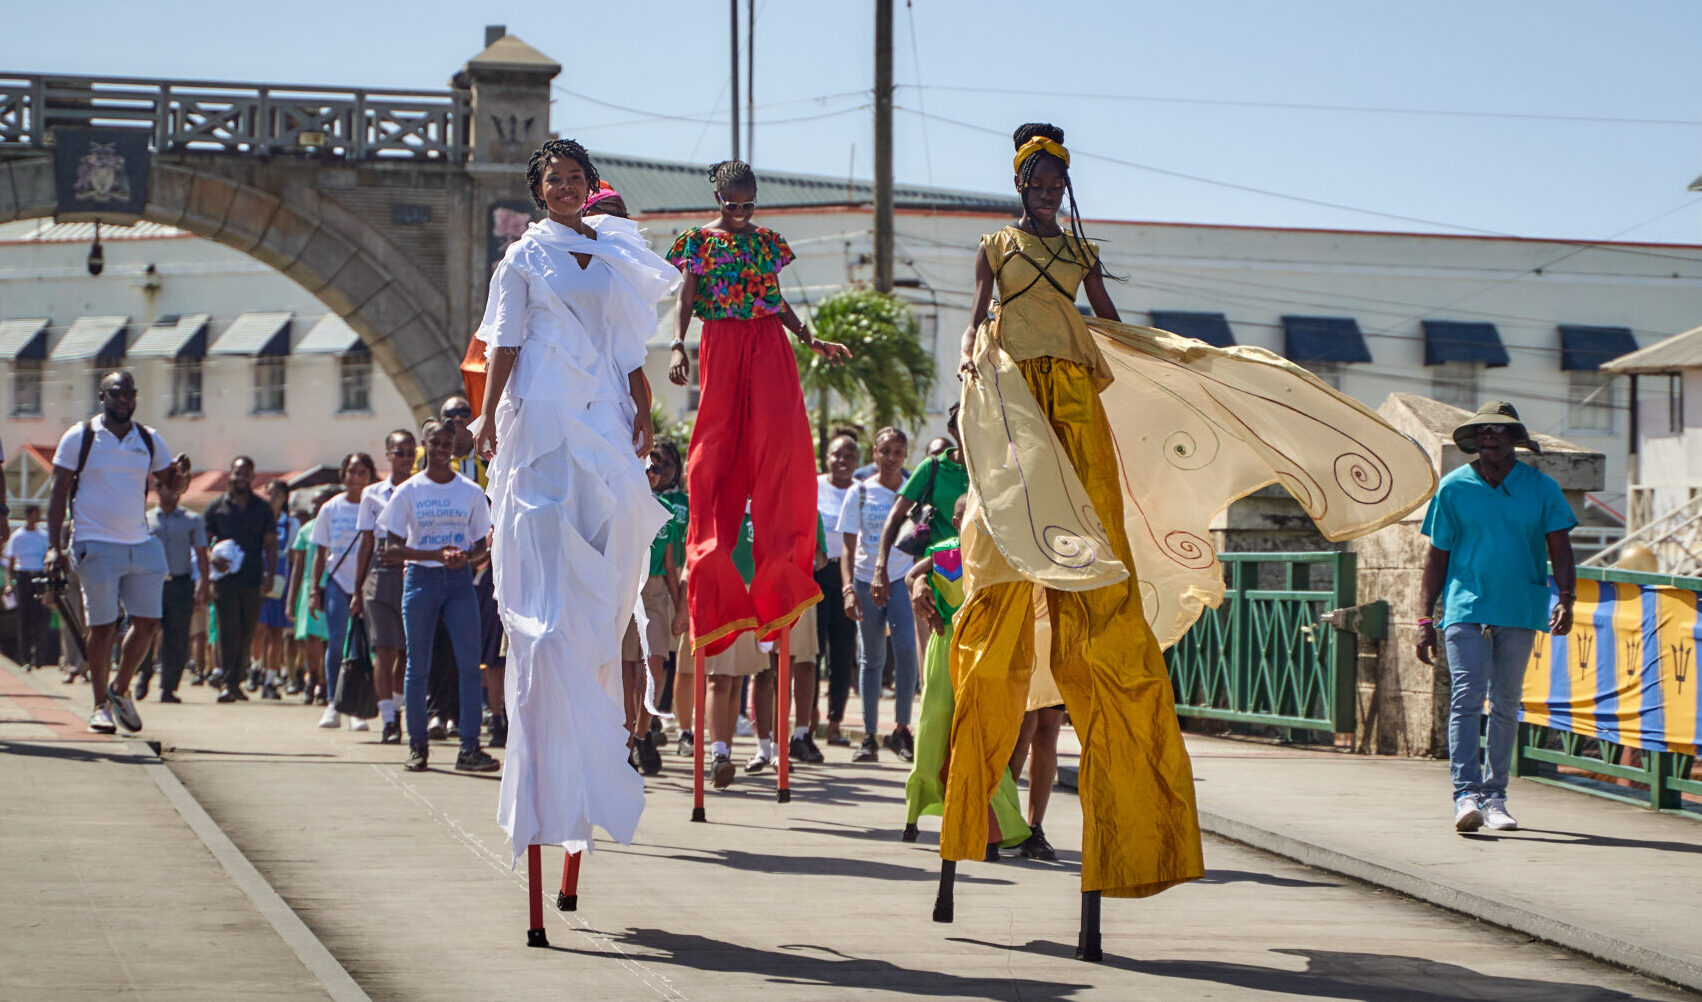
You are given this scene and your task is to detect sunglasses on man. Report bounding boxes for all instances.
[442,406,473,419]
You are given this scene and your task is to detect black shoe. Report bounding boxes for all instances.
[189,672,206,687]
[246,667,262,692]
[405,744,429,771]
[228,686,249,702]
[1019,824,1057,862]
[207,669,225,689]
[160,692,181,704]
[488,714,507,749]
[789,735,813,765]
[285,679,304,696]
[446,718,461,740]
[711,752,735,789]
[427,716,448,741]
[133,673,151,702]
[892,729,914,763]
[302,687,318,705]
[216,691,242,703]
[261,684,281,700]
[984,842,1000,863]
[455,747,501,773]
[804,735,826,763]
[676,731,694,757]
[636,732,662,775]
[851,735,879,763]
[381,719,402,745]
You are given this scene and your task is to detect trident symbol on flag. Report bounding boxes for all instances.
[1672,644,1692,696]
[1575,633,1594,676]
[1623,638,1641,679]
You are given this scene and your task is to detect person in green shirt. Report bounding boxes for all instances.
[872,404,967,680]
[621,444,687,775]
[285,487,335,703]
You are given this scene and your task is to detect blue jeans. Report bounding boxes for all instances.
[402,565,483,753]
[856,578,918,734]
[1442,623,1535,802]
[323,578,352,700]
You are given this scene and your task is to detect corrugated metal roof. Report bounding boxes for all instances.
[0,219,188,243]
[295,315,364,355]
[1600,324,1702,373]
[209,312,292,356]
[0,318,49,360]
[50,316,128,361]
[128,314,210,359]
[594,152,1020,216]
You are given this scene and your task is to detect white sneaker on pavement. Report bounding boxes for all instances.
[348,718,369,732]
[88,706,117,734]
[735,716,754,738]
[318,707,341,729]
[746,752,770,774]
[1453,795,1483,833]
[1480,796,1518,831]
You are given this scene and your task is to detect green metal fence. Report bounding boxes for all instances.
[1513,565,1702,814]
[1164,551,1356,734]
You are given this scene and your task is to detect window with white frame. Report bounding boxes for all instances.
[1308,362,1344,390]
[1566,370,1616,433]
[339,354,372,413]
[253,357,286,414]
[10,360,42,415]
[1429,361,1480,410]
[171,359,203,416]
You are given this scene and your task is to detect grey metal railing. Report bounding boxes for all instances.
[0,72,467,160]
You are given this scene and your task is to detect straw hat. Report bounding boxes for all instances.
[1452,400,1540,454]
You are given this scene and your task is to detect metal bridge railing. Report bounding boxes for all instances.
[1164,551,1357,735]
[0,72,467,160]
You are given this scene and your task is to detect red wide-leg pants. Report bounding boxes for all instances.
[685,315,821,656]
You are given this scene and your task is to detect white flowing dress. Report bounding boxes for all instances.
[482,215,679,862]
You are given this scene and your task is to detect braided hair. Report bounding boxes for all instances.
[649,437,684,492]
[1012,123,1119,281]
[526,139,600,211]
[708,159,757,194]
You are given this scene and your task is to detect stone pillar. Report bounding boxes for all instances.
[1349,393,1605,756]
[446,28,559,362]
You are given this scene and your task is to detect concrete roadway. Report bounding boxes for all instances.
[2,659,1695,1001]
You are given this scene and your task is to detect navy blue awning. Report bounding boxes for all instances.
[1150,310,1236,348]
[1281,316,1371,364]
[1422,321,1509,367]
[1559,325,1639,371]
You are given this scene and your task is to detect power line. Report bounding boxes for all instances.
[554,86,865,127]
[898,83,1702,128]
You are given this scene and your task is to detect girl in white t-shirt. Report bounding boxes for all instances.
[309,451,373,730]
[836,426,918,764]
[377,421,497,774]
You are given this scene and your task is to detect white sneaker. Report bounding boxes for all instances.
[746,752,770,774]
[318,708,341,729]
[88,706,117,734]
[348,718,369,732]
[1453,796,1483,833]
[735,716,755,738]
[1480,796,1518,831]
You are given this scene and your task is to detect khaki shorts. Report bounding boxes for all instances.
[621,576,673,661]
[363,565,406,651]
[783,603,819,663]
[676,629,766,677]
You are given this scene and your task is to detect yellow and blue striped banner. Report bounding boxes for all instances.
[1523,578,1700,756]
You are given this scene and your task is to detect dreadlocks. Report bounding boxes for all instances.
[708,159,757,192]
[526,139,600,211]
[1012,122,1121,281]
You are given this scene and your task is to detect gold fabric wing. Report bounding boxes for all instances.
[964,317,1438,650]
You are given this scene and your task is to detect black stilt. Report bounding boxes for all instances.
[932,860,956,923]
[983,841,999,862]
[901,822,919,843]
[1075,890,1102,962]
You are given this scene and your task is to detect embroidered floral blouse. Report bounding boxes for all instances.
[665,226,794,320]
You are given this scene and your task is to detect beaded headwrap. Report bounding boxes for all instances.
[1013,136,1070,175]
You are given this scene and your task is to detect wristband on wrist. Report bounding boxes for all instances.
[1417,617,1433,628]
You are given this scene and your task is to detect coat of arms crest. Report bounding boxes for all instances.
[73,141,131,204]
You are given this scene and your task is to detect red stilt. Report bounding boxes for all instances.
[776,626,792,803]
[556,850,582,911]
[691,647,707,822]
[526,844,548,947]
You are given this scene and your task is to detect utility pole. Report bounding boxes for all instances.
[873,0,894,293]
[730,0,740,161]
[747,0,756,163]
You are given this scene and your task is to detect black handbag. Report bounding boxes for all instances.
[894,459,941,558]
[333,614,380,720]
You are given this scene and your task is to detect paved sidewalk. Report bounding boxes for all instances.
[1179,734,1702,992]
[2,657,1697,1001]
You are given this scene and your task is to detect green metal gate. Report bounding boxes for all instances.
[1164,551,1357,734]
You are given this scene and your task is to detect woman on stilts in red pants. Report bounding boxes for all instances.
[666,160,851,785]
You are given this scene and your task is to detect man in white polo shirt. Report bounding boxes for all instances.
[44,371,184,734]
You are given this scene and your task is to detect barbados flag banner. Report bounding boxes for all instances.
[1523,577,1701,756]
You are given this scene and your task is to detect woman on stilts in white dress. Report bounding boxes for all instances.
[474,139,681,868]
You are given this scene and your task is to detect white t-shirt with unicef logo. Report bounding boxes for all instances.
[374,472,491,568]
[835,476,912,584]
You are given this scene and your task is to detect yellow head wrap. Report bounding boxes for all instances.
[1013,136,1070,176]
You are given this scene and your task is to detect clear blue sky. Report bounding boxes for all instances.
[11,1,1701,242]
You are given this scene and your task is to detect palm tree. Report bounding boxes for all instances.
[796,289,935,463]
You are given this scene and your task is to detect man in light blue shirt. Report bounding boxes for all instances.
[1418,402,1577,834]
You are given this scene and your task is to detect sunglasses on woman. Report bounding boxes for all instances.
[717,197,757,212]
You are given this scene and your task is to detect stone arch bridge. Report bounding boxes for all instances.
[0,28,558,418]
